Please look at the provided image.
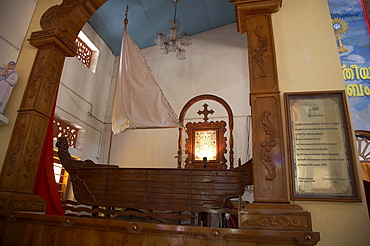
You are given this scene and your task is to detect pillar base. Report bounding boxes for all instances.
[239,203,320,245]
[0,191,46,213]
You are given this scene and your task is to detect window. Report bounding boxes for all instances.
[75,37,93,68]
[53,118,79,148]
[75,31,99,73]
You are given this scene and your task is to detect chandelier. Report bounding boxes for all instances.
[154,0,191,60]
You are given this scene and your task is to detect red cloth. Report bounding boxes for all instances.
[227,201,238,228]
[32,98,64,216]
[361,0,370,33]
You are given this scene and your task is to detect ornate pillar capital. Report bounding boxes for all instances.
[29,27,77,57]
[231,0,282,34]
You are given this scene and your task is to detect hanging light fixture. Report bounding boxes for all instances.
[154,0,191,60]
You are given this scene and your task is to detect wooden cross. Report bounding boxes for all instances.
[197,103,214,122]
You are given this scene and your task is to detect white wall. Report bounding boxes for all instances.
[56,23,116,163]
[0,0,51,167]
[0,0,37,67]
[110,23,251,168]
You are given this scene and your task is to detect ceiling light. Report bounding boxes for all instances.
[154,0,191,60]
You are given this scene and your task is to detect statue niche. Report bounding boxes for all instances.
[178,94,235,169]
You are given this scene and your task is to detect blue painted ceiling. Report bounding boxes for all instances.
[88,0,237,56]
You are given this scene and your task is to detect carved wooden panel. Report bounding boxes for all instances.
[251,93,288,203]
[247,14,278,92]
[0,192,46,213]
[0,112,48,193]
[20,48,65,116]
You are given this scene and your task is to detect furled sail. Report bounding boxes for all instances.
[112,29,182,135]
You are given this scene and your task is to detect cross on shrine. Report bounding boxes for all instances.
[197,103,214,122]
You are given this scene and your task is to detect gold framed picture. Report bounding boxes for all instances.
[284,91,361,202]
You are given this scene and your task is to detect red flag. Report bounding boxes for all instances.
[33,98,64,216]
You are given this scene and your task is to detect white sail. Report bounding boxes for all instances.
[112,30,182,135]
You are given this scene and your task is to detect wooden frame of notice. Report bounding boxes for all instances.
[284,91,361,202]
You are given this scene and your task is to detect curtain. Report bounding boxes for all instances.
[33,97,64,216]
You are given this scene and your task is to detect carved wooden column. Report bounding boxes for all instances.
[233,0,288,204]
[0,28,77,212]
[0,0,107,214]
[231,0,320,244]
[0,0,102,213]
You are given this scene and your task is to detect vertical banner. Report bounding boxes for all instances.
[328,0,370,131]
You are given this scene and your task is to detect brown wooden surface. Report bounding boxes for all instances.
[0,212,320,246]
[231,2,318,243]
[235,4,289,203]
[57,137,253,219]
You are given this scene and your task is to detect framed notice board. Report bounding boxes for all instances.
[284,91,361,202]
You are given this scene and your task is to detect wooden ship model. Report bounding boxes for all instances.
[57,94,253,227]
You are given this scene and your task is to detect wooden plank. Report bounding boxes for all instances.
[147,187,189,194]
[105,185,146,193]
[146,193,189,203]
[144,198,189,206]
[147,180,191,188]
[0,212,318,245]
[104,194,145,202]
[147,234,168,246]
[106,180,146,187]
[191,175,242,182]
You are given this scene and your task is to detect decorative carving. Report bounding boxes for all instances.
[30,28,58,39]
[9,201,45,212]
[260,111,277,180]
[243,215,309,228]
[44,60,58,102]
[29,28,78,56]
[197,103,214,122]
[56,137,96,203]
[56,137,84,171]
[40,0,83,31]
[7,123,26,176]
[254,25,269,77]
[29,56,45,99]
[24,128,41,178]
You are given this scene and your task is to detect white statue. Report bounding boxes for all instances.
[0,61,18,114]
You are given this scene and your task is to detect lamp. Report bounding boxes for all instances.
[154,0,191,60]
[194,130,217,161]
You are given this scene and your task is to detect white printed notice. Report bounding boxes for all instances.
[288,94,356,199]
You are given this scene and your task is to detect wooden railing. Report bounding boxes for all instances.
[57,136,253,228]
